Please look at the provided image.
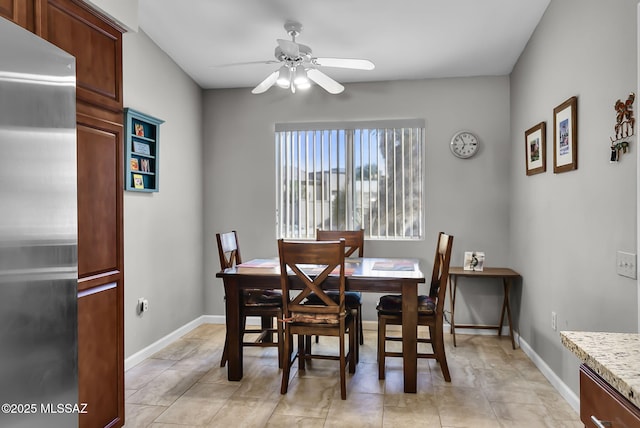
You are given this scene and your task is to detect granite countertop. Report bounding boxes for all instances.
[561,331,640,408]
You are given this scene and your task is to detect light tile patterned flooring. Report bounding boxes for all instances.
[124,324,582,428]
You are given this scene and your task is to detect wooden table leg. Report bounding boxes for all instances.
[503,279,515,349]
[224,277,243,381]
[449,275,457,347]
[498,280,506,338]
[497,278,516,349]
[401,281,418,393]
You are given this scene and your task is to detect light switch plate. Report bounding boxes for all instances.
[616,251,637,279]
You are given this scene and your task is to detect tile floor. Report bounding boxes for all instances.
[124,324,582,428]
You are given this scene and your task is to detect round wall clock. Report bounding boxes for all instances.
[450,131,480,159]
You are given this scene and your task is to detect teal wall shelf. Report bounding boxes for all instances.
[124,108,164,192]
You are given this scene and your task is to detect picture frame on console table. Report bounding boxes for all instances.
[463,251,485,271]
[553,96,578,173]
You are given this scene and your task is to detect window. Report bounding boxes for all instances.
[276,119,424,240]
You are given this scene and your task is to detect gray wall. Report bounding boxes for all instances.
[510,0,638,395]
[122,29,205,357]
[203,77,512,323]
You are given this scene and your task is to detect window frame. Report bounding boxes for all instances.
[275,119,425,241]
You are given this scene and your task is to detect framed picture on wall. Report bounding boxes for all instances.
[525,121,546,175]
[553,96,578,173]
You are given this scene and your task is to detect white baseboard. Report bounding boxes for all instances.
[518,336,580,413]
[366,319,578,412]
[125,315,222,371]
[444,324,514,336]
[126,316,579,415]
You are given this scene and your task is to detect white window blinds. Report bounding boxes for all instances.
[276,120,424,240]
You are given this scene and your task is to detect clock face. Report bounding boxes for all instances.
[450,131,479,159]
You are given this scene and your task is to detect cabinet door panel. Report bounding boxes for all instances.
[0,0,32,29]
[78,283,123,428]
[43,0,123,112]
[76,113,123,280]
[580,365,640,428]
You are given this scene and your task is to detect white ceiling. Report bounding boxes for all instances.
[138,0,550,91]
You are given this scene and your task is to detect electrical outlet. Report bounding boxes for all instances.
[137,298,149,313]
[616,251,637,279]
[551,311,557,331]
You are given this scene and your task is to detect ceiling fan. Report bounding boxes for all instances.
[250,21,374,95]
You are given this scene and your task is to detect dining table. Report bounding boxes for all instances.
[216,257,426,393]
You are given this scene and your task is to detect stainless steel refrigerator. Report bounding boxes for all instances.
[0,17,79,428]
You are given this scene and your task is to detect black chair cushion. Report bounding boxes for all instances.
[243,289,282,306]
[376,294,435,315]
[305,291,362,308]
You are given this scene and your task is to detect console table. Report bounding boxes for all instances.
[448,267,521,349]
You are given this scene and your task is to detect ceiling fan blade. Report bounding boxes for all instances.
[212,60,280,68]
[307,69,344,94]
[251,71,279,94]
[314,57,375,70]
[277,39,299,57]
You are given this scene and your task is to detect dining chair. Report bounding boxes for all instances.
[217,231,283,368]
[278,238,357,400]
[306,229,365,355]
[376,232,454,381]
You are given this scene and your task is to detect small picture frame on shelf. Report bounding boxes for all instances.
[133,141,151,156]
[140,158,150,172]
[135,123,145,137]
[130,158,139,171]
[463,251,485,271]
[133,174,144,189]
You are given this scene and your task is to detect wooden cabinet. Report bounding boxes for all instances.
[40,0,123,112]
[124,108,164,192]
[76,112,123,278]
[580,364,640,428]
[6,1,125,426]
[0,0,34,31]
[78,283,121,428]
[6,1,126,427]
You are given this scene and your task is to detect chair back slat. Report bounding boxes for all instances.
[278,239,346,318]
[216,230,242,270]
[316,229,364,257]
[429,232,454,311]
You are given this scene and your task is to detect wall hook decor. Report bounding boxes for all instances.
[610,92,635,162]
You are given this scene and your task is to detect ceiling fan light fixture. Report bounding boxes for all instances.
[293,67,310,90]
[250,21,374,95]
[276,65,291,88]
